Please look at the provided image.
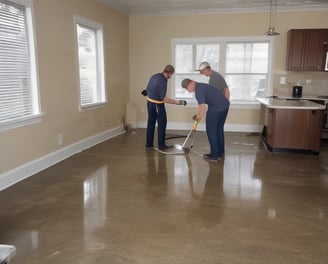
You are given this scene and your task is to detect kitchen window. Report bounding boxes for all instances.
[0,0,41,131]
[75,16,106,110]
[172,37,274,106]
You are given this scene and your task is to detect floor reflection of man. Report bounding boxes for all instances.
[187,161,226,229]
[145,150,168,199]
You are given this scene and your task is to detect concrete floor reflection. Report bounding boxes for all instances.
[0,130,328,264]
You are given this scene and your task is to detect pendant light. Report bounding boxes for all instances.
[265,0,280,36]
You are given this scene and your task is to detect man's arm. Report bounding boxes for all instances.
[163,97,184,105]
[196,103,206,120]
[224,87,230,100]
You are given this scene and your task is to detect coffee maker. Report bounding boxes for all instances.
[292,85,302,98]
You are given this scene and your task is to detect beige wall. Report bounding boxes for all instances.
[0,0,129,173]
[129,10,328,129]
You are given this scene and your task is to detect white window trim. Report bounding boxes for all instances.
[171,36,275,108]
[74,16,107,111]
[0,113,44,132]
[0,0,43,132]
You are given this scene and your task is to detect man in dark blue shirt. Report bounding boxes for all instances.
[182,78,230,161]
[146,65,185,150]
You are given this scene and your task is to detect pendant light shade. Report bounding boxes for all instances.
[265,0,280,36]
[265,27,280,36]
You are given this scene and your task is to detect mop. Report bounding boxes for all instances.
[154,120,198,155]
[180,119,198,153]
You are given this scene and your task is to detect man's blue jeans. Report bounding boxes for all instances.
[206,108,229,158]
[146,102,167,148]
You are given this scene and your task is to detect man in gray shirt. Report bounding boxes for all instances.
[197,61,230,100]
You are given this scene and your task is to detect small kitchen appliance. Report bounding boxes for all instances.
[292,85,302,98]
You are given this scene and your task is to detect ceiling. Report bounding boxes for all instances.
[97,0,328,15]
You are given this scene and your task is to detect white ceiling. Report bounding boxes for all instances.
[97,0,328,15]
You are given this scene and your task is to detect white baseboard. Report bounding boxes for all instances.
[137,121,263,133]
[0,125,125,191]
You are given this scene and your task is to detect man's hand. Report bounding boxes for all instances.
[192,114,200,121]
[179,100,187,106]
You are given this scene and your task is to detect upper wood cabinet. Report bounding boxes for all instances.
[287,29,328,71]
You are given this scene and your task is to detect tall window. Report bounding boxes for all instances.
[0,0,40,130]
[75,16,106,109]
[225,42,269,100]
[173,37,273,104]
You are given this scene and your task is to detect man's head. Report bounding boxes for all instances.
[197,61,211,76]
[163,64,175,79]
[181,78,195,92]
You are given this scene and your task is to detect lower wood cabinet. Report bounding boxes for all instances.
[265,108,324,154]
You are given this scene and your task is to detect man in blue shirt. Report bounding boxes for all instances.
[181,78,230,161]
[146,65,185,150]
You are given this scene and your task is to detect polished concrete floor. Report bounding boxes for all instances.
[1,129,328,264]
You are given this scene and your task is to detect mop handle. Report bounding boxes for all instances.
[192,120,198,131]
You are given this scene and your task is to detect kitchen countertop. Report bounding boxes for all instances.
[255,97,326,110]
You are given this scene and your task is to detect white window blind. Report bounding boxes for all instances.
[0,0,40,125]
[75,17,106,109]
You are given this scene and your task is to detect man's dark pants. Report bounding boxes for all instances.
[146,102,167,148]
[206,107,229,158]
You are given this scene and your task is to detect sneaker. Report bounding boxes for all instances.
[158,145,173,150]
[145,145,154,149]
[203,154,220,162]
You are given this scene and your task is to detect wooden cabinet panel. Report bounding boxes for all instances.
[308,110,324,151]
[287,29,328,71]
[266,108,324,153]
[269,109,310,149]
[304,30,328,71]
[287,30,306,71]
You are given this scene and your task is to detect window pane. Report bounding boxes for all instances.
[0,0,38,124]
[175,45,193,73]
[175,44,220,73]
[77,24,99,106]
[226,74,267,100]
[226,43,269,73]
[196,44,220,71]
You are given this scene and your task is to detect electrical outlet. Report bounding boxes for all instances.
[57,134,63,146]
[280,76,286,85]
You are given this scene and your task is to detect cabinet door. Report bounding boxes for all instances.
[266,109,273,146]
[287,30,306,71]
[303,29,328,71]
[270,109,310,149]
[308,110,324,152]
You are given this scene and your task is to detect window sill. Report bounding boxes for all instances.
[170,100,261,110]
[79,102,108,111]
[230,100,261,109]
[0,113,45,132]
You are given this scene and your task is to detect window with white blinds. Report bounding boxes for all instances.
[75,16,106,109]
[0,0,40,128]
[173,36,273,105]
